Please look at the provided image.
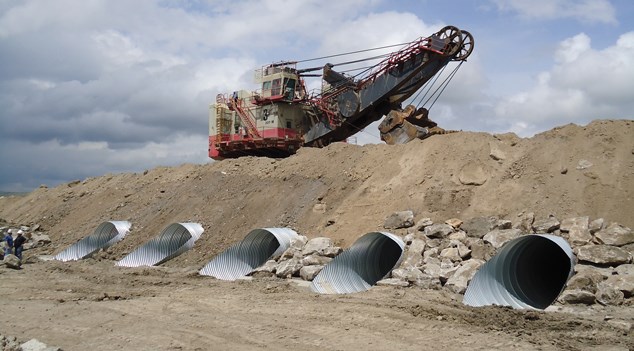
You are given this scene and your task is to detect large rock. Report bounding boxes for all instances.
[532,216,560,233]
[3,254,21,269]
[444,259,484,294]
[383,210,415,229]
[411,273,442,290]
[594,223,634,247]
[401,239,426,267]
[301,254,332,266]
[576,245,632,265]
[604,275,634,297]
[422,262,441,278]
[615,264,634,276]
[469,240,495,261]
[415,218,434,231]
[321,246,342,258]
[560,216,589,232]
[514,212,535,233]
[445,218,463,229]
[299,265,323,281]
[588,218,604,234]
[424,224,454,239]
[302,237,333,256]
[275,258,302,278]
[568,225,593,247]
[558,289,596,305]
[566,269,606,293]
[20,338,62,351]
[462,216,497,239]
[595,282,625,306]
[253,260,277,274]
[439,247,461,262]
[458,162,488,185]
[483,229,522,249]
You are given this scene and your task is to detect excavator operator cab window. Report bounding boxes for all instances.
[283,78,296,100]
[262,80,272,96]
[271,78,282,96]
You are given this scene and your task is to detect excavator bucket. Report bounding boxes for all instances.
[378,105,447,145]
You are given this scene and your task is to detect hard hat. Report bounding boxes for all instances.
[17,230,23,234]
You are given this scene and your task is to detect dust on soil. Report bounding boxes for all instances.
[0,119,633,350]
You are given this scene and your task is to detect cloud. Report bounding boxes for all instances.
[494,31,634,136]
[491,0,617,24]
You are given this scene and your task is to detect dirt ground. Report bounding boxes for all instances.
[1,119,633,350]
[1,259,632,351]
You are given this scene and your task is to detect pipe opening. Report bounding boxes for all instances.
[310,232,404,294]
[463,234,575,310]
[116,222,203,268]
[54,221,131,262]
[199,228,298,280]
[512,236,572,309]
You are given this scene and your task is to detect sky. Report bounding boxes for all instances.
[1,0,633,192]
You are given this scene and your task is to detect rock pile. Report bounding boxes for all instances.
[1,223,52,262]
[0,334,62,351]
[250,236,342,281]
[377,212,633,306]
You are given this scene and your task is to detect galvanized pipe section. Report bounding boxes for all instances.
[310,232,404,294]
[463,234,575,310]
[116,222,204,268]
[54,221,131,262]
[199,228,298,280]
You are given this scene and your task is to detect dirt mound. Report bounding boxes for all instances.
[1,119,632,266]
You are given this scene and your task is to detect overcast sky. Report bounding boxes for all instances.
[1,0,633,192]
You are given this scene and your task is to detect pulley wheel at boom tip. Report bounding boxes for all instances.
[437,25,463,57]
[454,30,474,61]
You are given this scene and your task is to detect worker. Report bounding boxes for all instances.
[14,230,27,260]
[3,230,13,257]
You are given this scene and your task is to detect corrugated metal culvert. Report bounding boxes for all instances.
[310,232,404,294]
[54,221,131,262]
[199,227,298,280]
[463,234,575,310]
[116,222,204,268]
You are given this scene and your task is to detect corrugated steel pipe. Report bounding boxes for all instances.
[310,232,404,294]
[199,228,298,280]
[54,221,131,262]
[463,234,575,310]
[116,222,204,268]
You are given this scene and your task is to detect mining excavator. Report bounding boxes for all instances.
[208,25,473,160]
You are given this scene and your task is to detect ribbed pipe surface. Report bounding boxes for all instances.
[116,222,204,268]
[310,232,404,294]
[463,234,575,309]
[54,221,131,262]
[199,228,298,280]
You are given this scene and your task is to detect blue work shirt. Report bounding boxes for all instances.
[4,234,13,247]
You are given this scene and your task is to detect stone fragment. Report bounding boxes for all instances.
[448,231,467,241]
[412,273,442,290]
[415,218,433,231]
[532,216,560,233]
[444,259,485,294]
[301,254,332,266]
[401,239,426,267]
[560,216,589,232]
[483,229,522,249]
[376,278,409,287]
[456,241,471,259]
[253,260,277,274]
[469,240,495,261]
[606,320,632,332]
[604,275,634,297]
[462,216,497,238]
[422,248,440,264]
[439,247,461,262]
[422,262,441,278]
[20,339,50,351]
[595,282,625,306]
[424,224,454,239]
[312,203,327,213]
[445,218,463,229]
[568,225,593,247]
[489,143,506,161]
[567,269,605,293]
[439,259,459,283]
[275,258,302,278]
[302,237,332,256]
[575,264,614,278]
[558,289,596,305]
[458,162,488,185]
[3,254,21,269]
[514,212,535,233]
[322,246,342,258]
[299,265,324,281]
[594,223,634,247]
[614,264,633,276]
[588,218,604,234]
[576,245,632,265]
[494,219,512,230]
[279,247,300,260]
[576,159,593,170]
[383,210,415,229]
